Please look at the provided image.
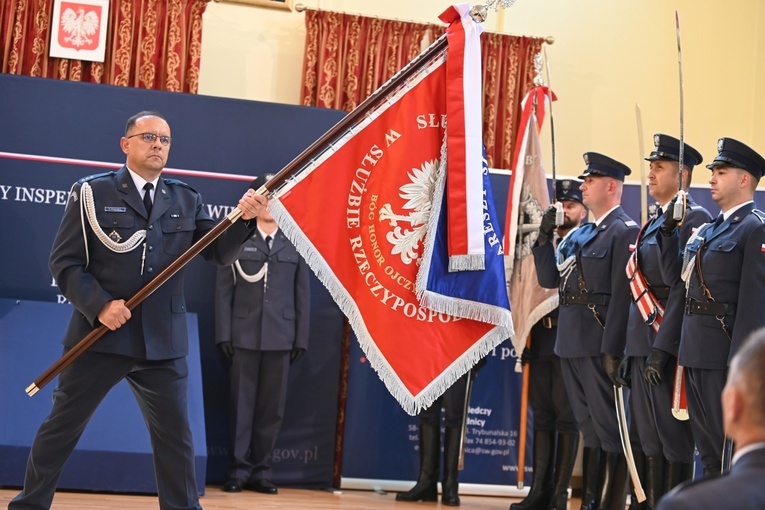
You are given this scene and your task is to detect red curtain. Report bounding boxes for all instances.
[301,9,445,112]
[0,0,210,93]
[300,9,543,169]
[481,32,542,169]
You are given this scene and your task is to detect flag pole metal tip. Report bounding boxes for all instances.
[26,383,39,397]
[469,5,488,23]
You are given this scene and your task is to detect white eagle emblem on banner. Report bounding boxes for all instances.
[379,159,439,265]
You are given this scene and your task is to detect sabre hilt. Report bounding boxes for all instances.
[554,201,564,226]
[672,190,687,224]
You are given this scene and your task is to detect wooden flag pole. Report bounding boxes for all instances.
[516,333,531,489]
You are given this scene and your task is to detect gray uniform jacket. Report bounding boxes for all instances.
[49,166,256,360]
[215,230,310,351]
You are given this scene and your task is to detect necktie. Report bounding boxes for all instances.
[265,235,272,252]
[142,182,153,216]
[656,206,663,219]
[710,214,724,235]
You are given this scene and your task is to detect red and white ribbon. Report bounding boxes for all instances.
[439,4,485,271]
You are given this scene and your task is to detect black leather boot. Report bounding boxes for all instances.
[663,460,694,495]
[597,452,629,510]
[645,455,665,509]
[441,426,461,506]
[510,429,554,510]
[547,432,579,510]
[580,446,602,510]
[396,424,439,502]
[628,450,646,510]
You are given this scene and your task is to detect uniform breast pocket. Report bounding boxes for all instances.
[580,246,609,291]
[277,252,299,264]
[703,240,738,276]
[97,213,135,235]
[581,246,608,263]
[239,249,267,264]
[160,216,196,255]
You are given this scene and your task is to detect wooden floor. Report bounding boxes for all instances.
[0,487,584,509]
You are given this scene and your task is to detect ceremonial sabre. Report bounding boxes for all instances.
[614,385,646,502]
[672,10,687,223]
[671,364,689,421]
[635,103,648,225]
[542,46,563,226]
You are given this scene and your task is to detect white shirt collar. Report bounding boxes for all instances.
[126,167,159,197]
[594,205,619,226]
[257,225,278,240]
[722,200,755,221]
[731,441,765,466]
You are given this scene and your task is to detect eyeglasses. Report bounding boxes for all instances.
[127,132,172,146]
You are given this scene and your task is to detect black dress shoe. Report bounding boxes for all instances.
[222,478,244,492]
[248,479,278,494]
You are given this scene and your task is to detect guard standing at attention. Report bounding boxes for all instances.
[658,137,765,475]
[620,134,711,508]
[533,153,639,510]
[514,179,587,510]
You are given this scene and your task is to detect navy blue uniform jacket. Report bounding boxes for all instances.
[626,198,711,357]
[659,202,765,368]
[534,206,638,358]
[49,166,255,360]
[656,447,765,510]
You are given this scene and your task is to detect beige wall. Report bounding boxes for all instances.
[200,0,764,184]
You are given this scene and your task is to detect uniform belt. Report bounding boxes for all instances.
[541,316,558,329]
[650,286,670,300]
[563,293,610,306]
[685,298,735,316]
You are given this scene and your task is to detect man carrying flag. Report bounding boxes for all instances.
[533,153,638,510]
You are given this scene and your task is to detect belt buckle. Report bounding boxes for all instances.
[685,298,695,315]
[542,317,553,329]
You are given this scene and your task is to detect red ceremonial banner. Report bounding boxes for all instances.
[272,55,498,413]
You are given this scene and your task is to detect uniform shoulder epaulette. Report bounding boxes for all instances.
[620,214,638,228]
[688,202,706,211]
[162,177,198,194]
[77,171,116,185]
[752,209,765,223]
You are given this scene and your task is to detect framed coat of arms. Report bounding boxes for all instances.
[49,0,109,63]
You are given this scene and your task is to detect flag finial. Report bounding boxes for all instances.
[470,0,517,23]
